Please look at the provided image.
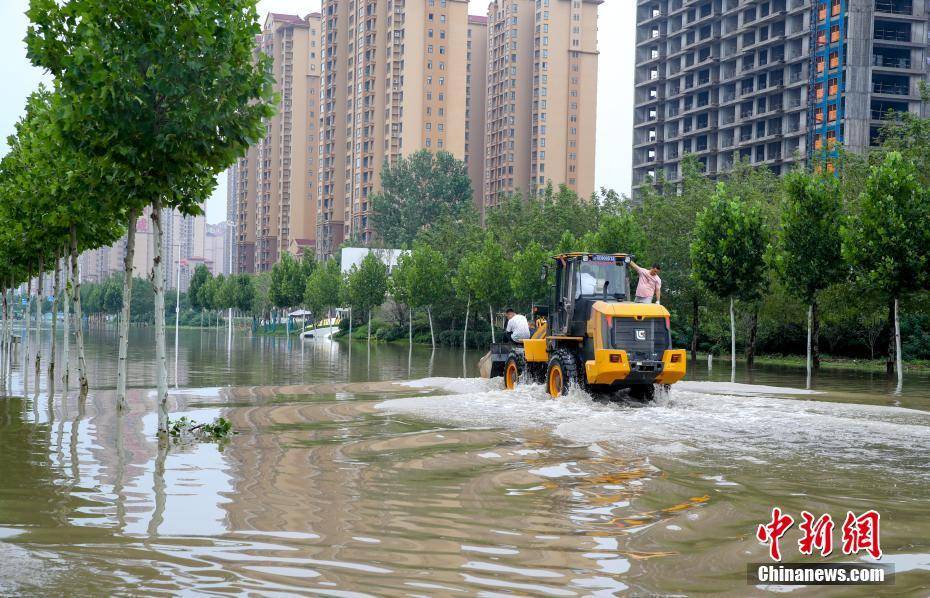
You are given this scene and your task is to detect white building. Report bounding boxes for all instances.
[340,248,408,275]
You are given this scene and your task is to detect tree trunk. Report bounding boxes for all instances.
[70,226,88,392]
[5,284,11,392]
[24,276,32,389]
[35,259,44,382]
[427,306,435,348]
[367,309,372,344]
[806,304,813,388]
[463,297,470,350]
[690,296,699,362]
[50,256,61,382]
[729,297,736,382]
[894,296,903,389]
[151,201,169,434]
[488,305,495,343]
[746,308,758,369]
[1,285,7,391]
[886,298,895,375]
[117,208,138,411]
[62,252,71,387]
[811,298,821,371]
[408,306,413,345]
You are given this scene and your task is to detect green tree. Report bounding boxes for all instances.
[583,210,645,256]
[188,264,212,328]
[774,168,845,376]
[389,256,414,343]
[510,242,549,313]
[723,160,780,366]
[232,275,255,314]
[304,259,343,322]
[27,0,275,433]
[396,243,448,347]
[250,271,273,323]
[555,231,579,255]
[270,253,308,315]
[641,156,713,361]
[206,275,226,311]
[842,151,930,385]
[691,182,770,379]
[457,235,511,343]
[345,253,388,343]
[371,150,473,246]
[1,88,125,393]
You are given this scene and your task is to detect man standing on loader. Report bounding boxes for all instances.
[630,261,662,304]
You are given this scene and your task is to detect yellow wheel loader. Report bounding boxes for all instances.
[487,253,687,400]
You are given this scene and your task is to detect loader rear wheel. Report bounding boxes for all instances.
[547,350,579,398]
[504,352,525,390]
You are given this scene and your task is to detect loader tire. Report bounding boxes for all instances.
[504,352,526,390]
[547,349,580,398]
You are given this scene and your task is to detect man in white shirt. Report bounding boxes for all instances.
[576,271,597,298]
[505,308,531,343]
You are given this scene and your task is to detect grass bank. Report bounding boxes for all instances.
[705,353,930,373]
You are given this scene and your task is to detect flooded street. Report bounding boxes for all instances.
[2,328,929,595]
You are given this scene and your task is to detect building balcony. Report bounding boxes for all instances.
[874,0,914,16]
[873,81,913,96]
[872,54,915,70]
[873,27,915,43]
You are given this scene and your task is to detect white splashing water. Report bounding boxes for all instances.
[378,378,930,480]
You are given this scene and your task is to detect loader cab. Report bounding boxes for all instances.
[550,253,631,337]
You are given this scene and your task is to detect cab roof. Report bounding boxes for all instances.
[551,252,631,260]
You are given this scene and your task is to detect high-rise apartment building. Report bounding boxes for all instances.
[233,145,258,273]
[317,0,472,250]
[484,0,600,209]
[232,12,322,273]
[260,12,322,271]
[467,16,489,212]
[632,0,930,194]
[226,164,238,274]
[227,4,600,263]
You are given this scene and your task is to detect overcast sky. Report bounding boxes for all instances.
[0,0,634,224]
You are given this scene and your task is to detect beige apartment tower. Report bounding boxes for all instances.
[317,0,475,252]
[229,4,598,265]
[484,0,600,209]
[232,13,322,273]
[466,16,489,212]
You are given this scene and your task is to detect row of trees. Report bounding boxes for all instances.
[0,0,274,434]
[688,150,930,385]
[359,145,929,382]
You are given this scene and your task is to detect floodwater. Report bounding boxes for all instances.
[1,326,929,596]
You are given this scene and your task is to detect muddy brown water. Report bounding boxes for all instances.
[1,327,929,596]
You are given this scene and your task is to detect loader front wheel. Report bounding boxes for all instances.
[547,350,579,398]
